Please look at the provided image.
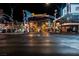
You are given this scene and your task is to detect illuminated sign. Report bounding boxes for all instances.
[32,13,47,16]
[71,4,79,13]
[31,13,49,17]
[23,10,32,21]
[63,6,67,16]
[63,4,79,16]
[76,7,79,11]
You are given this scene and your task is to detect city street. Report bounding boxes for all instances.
[0,33,79,55]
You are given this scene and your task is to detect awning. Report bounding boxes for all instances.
[62,23,79,26]
[28,15,55,21]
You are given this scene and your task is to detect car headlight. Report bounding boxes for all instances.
[29,33,33,37]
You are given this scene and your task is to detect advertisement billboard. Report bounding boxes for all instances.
[63,3,79,16]
[71,4,79,13]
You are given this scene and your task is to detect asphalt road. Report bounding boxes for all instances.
[0,33,79,56]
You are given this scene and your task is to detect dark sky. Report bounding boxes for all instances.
[0,3,66,21]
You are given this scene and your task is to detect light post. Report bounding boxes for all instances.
[45,3,50,6]
[23,10,26,25]
[53,9,57,33]
[54,9,57,19]
[11,8,14,32]
[45,3,51,31]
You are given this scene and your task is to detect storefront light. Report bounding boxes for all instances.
[45,22,49,25]
[29,33,33,37]
[30,22,33,25]
[25,24,27,26]
[56,22,60,26]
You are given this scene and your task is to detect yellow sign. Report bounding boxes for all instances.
[32,13,47,16]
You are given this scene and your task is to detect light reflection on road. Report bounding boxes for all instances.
[25,32,58,55]
[27,32,52,47]
[0,33,79,55]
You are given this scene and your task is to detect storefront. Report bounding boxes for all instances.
[61,23,79,33]
[25,14,54,33]
[53,13,79,33]
[53,17,62,33]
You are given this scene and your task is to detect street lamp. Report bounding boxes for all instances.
[54,9,57,19]
[53,9,57,32]
[46,3,49,5]
[45,3,50,6]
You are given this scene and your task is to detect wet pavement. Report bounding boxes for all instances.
[0,33,79,56]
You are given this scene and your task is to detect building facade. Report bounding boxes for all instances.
[54,3,79,33]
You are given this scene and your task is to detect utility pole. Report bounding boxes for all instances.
[53,9,57,32]
[23,10,27,25]
[11,8,14,32]
[54,9,57,19]
[11,8,13,19]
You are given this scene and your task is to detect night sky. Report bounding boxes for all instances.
[0,3,66,22]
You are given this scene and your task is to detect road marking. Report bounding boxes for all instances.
[62,43,79,50]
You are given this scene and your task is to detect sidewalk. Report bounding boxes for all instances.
[0,32,79,35]
[0,33,24,35]
[50,32,79,35]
